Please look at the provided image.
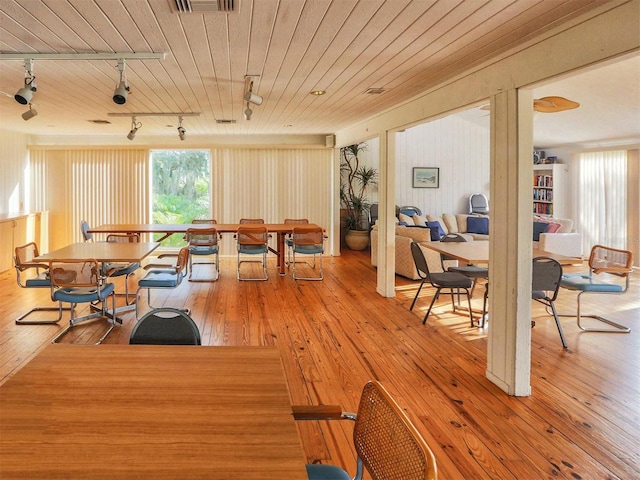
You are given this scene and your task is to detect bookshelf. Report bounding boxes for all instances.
[533,164,568,218]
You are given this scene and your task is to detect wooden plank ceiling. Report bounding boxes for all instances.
[0,0,614,138]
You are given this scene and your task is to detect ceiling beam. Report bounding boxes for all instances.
[0,53,165,61]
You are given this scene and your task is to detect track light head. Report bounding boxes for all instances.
[14,86,33,105]
[113,80,129,105]
[127,116,140,140]
[15,60,36,105]
[21,104,38,121]
[178,126,186,140]
[244,91,263,106]
[244,105,253,120]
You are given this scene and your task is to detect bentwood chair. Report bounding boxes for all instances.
[560,245,634,333]
[291,225,324,280]
[104,233,141,305]
[49,258,117,344]
[14,242,69,324]
[135,246,190,318]
[284,218,309,265]
[292,381,438,480]
[410,242,473,325]
[236,226,269,281]
[130,307,201,345]
[532,256,567,348]
[186,226,219,282]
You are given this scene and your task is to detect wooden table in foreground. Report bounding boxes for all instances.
[423,241,583,265]
[89,223,323,275]
[0,344,307,479]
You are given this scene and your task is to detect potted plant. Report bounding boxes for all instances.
[340,143,378,250]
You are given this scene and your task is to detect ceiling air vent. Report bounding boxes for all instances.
[216,119,237,124]
[172,0,235,13]
[365,87,386,95]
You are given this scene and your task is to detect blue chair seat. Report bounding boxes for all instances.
[25,272,51,288]
[105,261,140,277]
[305,464,351,480]
[138,269,182,288]
[295,245,324,255]
[189,245,219,255]
[53,283,115,304]
[561,274,624,292]
[239,245,268,254]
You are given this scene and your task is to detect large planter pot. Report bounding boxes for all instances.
[345,229,370,251]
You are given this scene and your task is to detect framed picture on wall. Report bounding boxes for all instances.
[412,167,439,188]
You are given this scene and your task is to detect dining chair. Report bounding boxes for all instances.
[410,242,474,325]
[532,256,567,348]
[283,218,309,266]
[129,307,201,345]
[292,380,438,480]
[440,233,488,297]
[560,245,633,333]
[236,226,269,281]
[49,258,118,344]
[14,242,69,324]
[186,226,219,282]
[104,233,141,305]
[291,225,324,280]
[135,246,190,318]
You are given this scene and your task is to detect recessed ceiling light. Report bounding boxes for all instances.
[310,90,326,96]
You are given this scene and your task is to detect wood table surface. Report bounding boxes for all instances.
[35,241,160,263]
[0,344,307,479]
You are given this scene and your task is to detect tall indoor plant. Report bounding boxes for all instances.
[340,143,378,250]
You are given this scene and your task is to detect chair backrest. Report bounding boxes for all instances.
[284,218,309,225]
[175,247,190,274]
[239,218,265,224]
[49,259,101,288]
[369,203,379,226]
[14,242,41,271]
[80,220,94,242]
[191,219,217,224]
[129,307,201,345]
[106,233,140,243]
[410,242,431,282]
[399,206,422,217]
[353,381,438,480]
[532,256,563,301]
[237,226,268,246]
[589,245,633,277]
[292,226,324,247]
[186,227,218,247]
[441,233,467,243]
[469,193,489,214]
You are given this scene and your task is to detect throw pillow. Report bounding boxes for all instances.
[412,214,427,226]
[532,221,549,241]
[398,213,414,225]
[545,222,562,233]
[467,216,489,235]
[426,221,445,240]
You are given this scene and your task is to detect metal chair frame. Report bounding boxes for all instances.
[532,256,568,348]
[283,218,309,266]
[104,233,141,305]
[439,233,488,299]
[292,381,438,480]
[186,226,220,282]
[49,258,118,344]
[236,226,269,281]
[559,245,633,333]
[291,225,324,281]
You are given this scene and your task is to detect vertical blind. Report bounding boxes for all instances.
[577,150,627,251]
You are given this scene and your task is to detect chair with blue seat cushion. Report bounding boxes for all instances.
[236,226,269,281]
[135,246,190,318]
[291,225,324,281]
[532,256,567,348]
[186,226,219,282]
[49,258,118,344]
[104,233,141,305]
[560,245,633,333]
[14,242,70,324]
[284,218,309,266]
[292,381,438,480]
[129,307,201,345]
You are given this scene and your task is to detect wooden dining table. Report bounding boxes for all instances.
[0,344,308,479]
[89,223,323,275]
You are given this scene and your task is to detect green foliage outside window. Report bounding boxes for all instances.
[151,150,211,247]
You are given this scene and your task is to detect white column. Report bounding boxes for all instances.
[377,131,397,297]
[486,89,534,396]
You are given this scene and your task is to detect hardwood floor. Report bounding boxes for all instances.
[1,249,638,479]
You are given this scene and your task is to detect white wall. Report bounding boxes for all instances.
[0,130,31,214]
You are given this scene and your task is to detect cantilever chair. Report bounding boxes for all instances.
[410,242,474,326]
[49,258,117,344]
[186,226,219,282]
[291,225,324,280]
[130,307,201,345]
[532,256,567,348]
[104,233,141,305]
[283,218,309,266]
[236,226,269,280]
[468,193,489,214]
[135,246,190,318]
[14,242,70,324]
[560,245,634,333]
[292,381,438,480]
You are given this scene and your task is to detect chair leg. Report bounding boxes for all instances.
[549,302,568,349]
[15,302,70,324]
[188,252,219,282]
[51,293,119,345]
[559,290,631,333]
[422,288,441,324]
[292,251,323,281]
[410,279,427,311]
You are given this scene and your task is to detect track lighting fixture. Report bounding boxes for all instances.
[127,116,141,140]
[244,104,253,121]
[15,59,36,105]
[21,104,38,121]
[244,80,263,106]
[177,116,186,140]
[113,59,130,105]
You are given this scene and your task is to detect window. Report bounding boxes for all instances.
[150,150,211,246]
